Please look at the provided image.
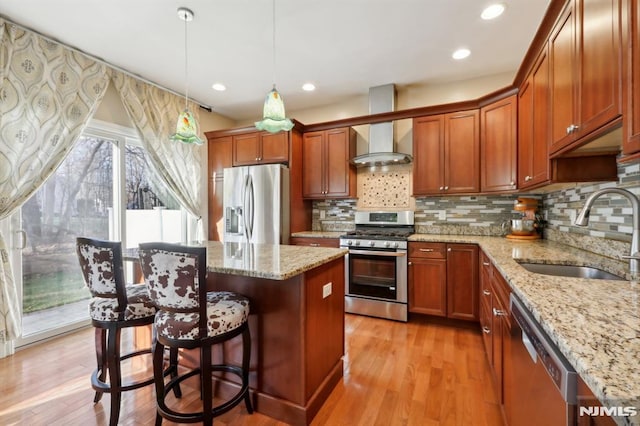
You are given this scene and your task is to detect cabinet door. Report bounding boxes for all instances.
[623,0,640,154]
[479,251,494,361]
[232,132,260,166]
[302,131,326,198]
[208,136,233,241]
[577,0,621,139]
[408,258,447,316]
[481,96,517,192]
[444,110,480,194]
[260,132,289,164]
[413,115,445,195]
[446,244,479,321]
[325,128,353,197]
[519,48,551,188]
[549,1,578,154]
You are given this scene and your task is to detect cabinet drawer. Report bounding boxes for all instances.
[408,242,446,259]
[290,237,339,248]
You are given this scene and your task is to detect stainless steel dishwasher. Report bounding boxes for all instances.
[505,294,577,426]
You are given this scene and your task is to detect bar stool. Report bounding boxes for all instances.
[138,242,253,425]
[76,237,179,426]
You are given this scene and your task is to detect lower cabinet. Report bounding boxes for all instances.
[479,250,510,408]
[576,375,618,426]
[408,242,478,320]
[289,236,340,248]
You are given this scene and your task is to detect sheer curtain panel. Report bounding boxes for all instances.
[0,19,110,355]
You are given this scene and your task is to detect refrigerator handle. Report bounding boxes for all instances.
[243,173,251,241]
[247,174,255,240]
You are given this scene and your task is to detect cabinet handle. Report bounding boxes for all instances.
[447,247,452,252]
[444,186,449,190]
[525,175,532,182]
[439,186,444,191]
[482,262,490,266]
[310,243,320,247]
[566,124,579,134]
[493,308,506,317]
[482,326,491,334]
[509,181,515,186]
[419,248,434,252]
[408,261,412,266]
[483,289,491,296]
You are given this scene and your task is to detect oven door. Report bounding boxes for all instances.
[346,248,407,303]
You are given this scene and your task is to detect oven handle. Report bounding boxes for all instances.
[348,249,407,257]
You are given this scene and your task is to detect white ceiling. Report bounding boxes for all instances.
[0,0,550,121]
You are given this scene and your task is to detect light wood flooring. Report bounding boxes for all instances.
[0,314,503,426]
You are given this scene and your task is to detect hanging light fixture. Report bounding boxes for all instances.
[170,7,204,145]
[255,0,294,133]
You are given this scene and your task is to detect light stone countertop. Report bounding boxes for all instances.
[409,234,639,426]
[204,241,347,281]
[291,231,344,238]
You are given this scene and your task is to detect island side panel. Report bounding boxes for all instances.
[304,257,345,400]
[207,272,306,406]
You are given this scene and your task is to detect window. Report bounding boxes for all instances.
[17,120,188,345]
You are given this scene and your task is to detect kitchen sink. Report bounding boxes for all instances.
[518,262,625,281]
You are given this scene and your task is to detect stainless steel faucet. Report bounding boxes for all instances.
[575,188,640,277]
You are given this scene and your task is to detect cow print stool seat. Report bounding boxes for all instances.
[138,242,253,426]
[76,237,180,426]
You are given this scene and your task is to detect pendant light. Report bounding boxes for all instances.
[170,7,204,145]
[255,0,294,133]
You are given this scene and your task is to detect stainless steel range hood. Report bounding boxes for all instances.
[350,84,412,167]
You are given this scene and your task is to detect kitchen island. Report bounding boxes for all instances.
[202,241,347,426]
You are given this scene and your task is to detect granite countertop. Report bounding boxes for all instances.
[205,241,347,281]
[291,231,344,238]
[410,234,639,425]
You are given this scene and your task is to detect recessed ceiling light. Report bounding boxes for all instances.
[452,48,471,60]
[302,83,316,91]
[212,83,226,91]
[481,3,506,20]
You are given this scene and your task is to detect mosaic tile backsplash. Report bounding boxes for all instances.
[311,158,639,260]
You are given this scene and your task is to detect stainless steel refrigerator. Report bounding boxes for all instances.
[223,164,290,244]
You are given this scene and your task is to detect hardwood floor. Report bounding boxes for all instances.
[0,314,503,426]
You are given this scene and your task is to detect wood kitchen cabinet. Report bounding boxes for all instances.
[480,94,518,192]
[413,110,480,196]
[408,242,478,321]
[207,135,233,241]
[549,0,622,156]
[232,131,289,166]
[576,375,618,425]
[290,237,340,248]
[518,46,551,189]
[302,127,356,199]
[479,250,511,408]
[623,0,640,154]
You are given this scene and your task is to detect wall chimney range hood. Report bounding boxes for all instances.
[350,84,412,167]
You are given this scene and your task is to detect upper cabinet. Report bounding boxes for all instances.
[549,0,622,156]
[518,47,551,189]
[623,0,640,154]
[480,95,518,192]
[302,127,356,199]
[232,131,289,166]
[413,110,480,196]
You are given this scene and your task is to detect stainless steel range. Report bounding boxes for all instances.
[340,211,414,322]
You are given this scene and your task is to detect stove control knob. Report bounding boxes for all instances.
[355,241,360,246]
[347,240,353,246]
[384,241,390,247]
[369,241,375,247]
[394,242,399,248]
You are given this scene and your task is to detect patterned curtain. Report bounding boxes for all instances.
[111,71,203,232]
[0,19,110,349]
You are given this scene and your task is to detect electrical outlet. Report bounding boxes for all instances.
[438,210,447,220]
[569,209,576,224]
[320,210,326,219]
[322,282,332,298]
